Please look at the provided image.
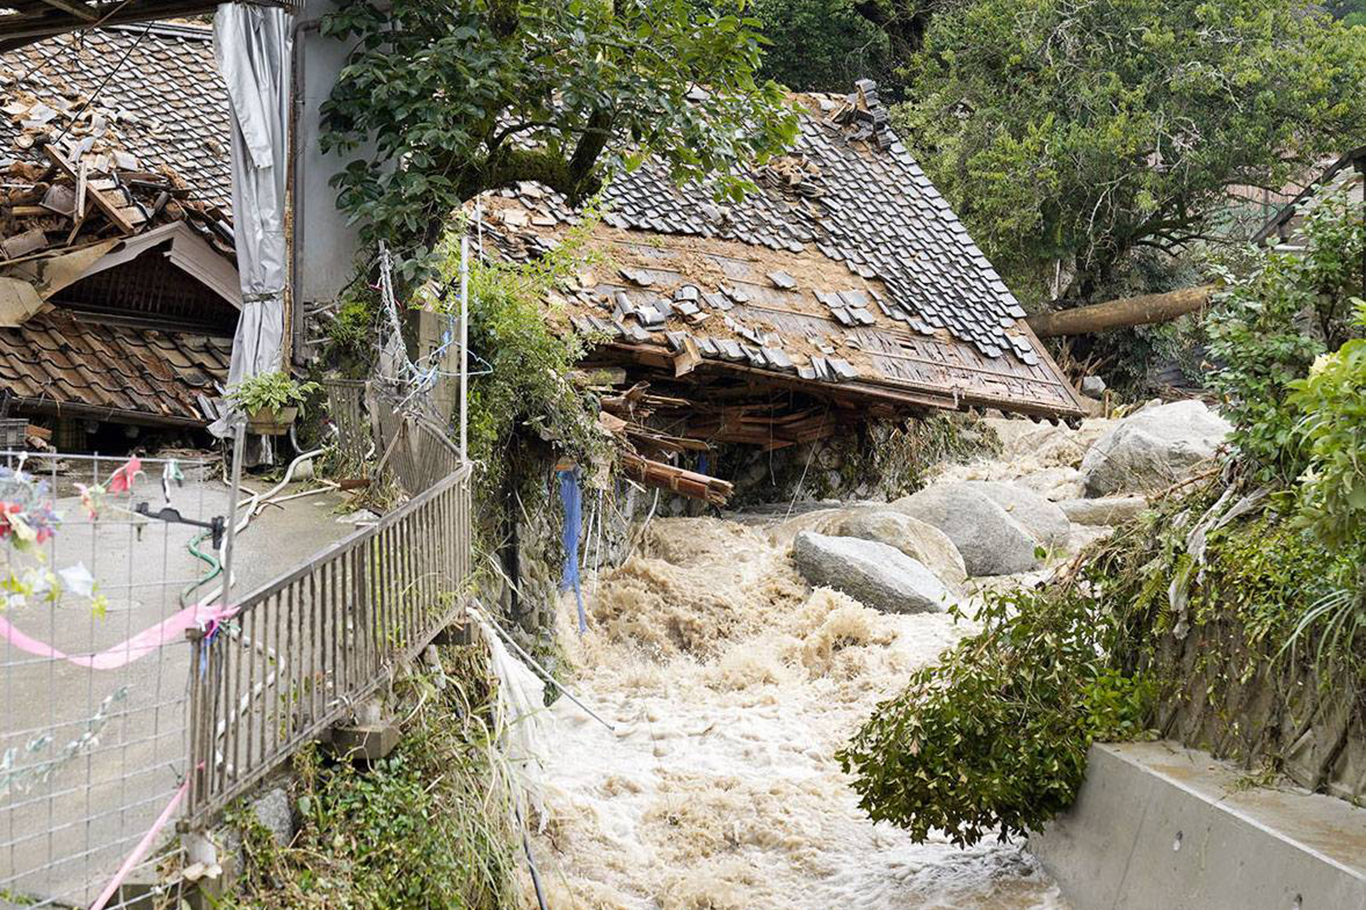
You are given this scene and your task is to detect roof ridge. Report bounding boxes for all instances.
[105,21,213,42]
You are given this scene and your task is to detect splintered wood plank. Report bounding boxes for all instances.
[43,146,136,235]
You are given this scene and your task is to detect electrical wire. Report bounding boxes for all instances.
[50,21,152,149]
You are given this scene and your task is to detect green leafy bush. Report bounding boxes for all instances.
[1289,298,1366,552]
[1207,193,1365,483]
[420,218,608,504]
[223,648,520,910]
[837,584,1153,846]
[326,294,380,374]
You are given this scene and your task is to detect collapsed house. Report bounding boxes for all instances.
[1253,144,1366,249]
[0,23,238,450]
[472,82,1085,501]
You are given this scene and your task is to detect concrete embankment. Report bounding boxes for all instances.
[1030,741,1366,910]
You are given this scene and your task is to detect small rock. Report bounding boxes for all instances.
[1080,375,1107,396]
[1067,524,1115,553]
[1077,395,1107,418]
[1013,467,1083,502]
[792,532,949,613]
[248,788,294,848]
[1059,496,1148,526]
[337,508,379,525]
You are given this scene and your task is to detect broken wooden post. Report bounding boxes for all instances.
[329,699,400,763]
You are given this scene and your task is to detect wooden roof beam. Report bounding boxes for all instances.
[35,0,98,21]
[0,1,223,52]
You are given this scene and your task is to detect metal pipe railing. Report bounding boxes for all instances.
[185,461,473,823]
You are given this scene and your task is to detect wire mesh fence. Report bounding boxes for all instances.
[1,413,475,906]
[0,450,219,910]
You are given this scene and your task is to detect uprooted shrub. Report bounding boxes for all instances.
[836,578,1154,847]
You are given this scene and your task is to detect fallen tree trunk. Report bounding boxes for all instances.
[1027,285,1214,337]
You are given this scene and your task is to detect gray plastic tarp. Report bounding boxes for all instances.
[209,3,293,440]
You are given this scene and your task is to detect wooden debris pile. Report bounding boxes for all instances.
[1,144,233,263]
[589,377,734,506]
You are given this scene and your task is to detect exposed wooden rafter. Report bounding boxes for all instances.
[0,2,300,54]
[34,0,99,21]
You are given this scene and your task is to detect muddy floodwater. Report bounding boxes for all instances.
[521,515,1066,910]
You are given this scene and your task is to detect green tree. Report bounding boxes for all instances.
[892,0,1366,305]
[749,0,897,93]
[319,0,798,277]
[1325,0,1366,24]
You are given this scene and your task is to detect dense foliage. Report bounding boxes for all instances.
[1288,299,1366,555]
[748,0,897,92]
[417,224,608,506]
[888,0,1366,304]
[1207,193,1366,483]
[838,583,1153,845]
[320,0,797,278]
[1326,0,1366,27]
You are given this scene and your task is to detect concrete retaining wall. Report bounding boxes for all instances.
[1029,741,1366,910]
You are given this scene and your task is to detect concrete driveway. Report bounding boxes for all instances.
[0,471,354,907]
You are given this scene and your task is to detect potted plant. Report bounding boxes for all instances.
[226,372,321,436]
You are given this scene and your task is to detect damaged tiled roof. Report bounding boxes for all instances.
[1252,145,1366,248]
[0,310,230,425]
[0,23,233,213]
[474,81,1084,419]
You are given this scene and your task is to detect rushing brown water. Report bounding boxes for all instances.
[518,516,1067,910]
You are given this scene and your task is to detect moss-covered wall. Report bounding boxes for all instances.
[1112,495,1366,802]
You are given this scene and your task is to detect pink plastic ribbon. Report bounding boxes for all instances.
[89,778,188,910]
[106,455,143,495]
[0,602,235,671]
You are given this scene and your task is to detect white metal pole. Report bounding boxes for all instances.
[459,236,469,465]
[220,420,246,607]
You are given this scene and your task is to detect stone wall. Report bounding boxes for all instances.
[648,412,1003,514]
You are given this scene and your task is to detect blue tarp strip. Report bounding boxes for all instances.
[558,469,588,634]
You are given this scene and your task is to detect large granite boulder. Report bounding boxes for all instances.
[1080,400,1230,496]
[833,510,968,590]
[962,481,1072,549]
[891,484,1042,576]
[792,532,950,614]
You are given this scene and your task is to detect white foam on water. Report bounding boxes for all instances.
[520,517,1069,910]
